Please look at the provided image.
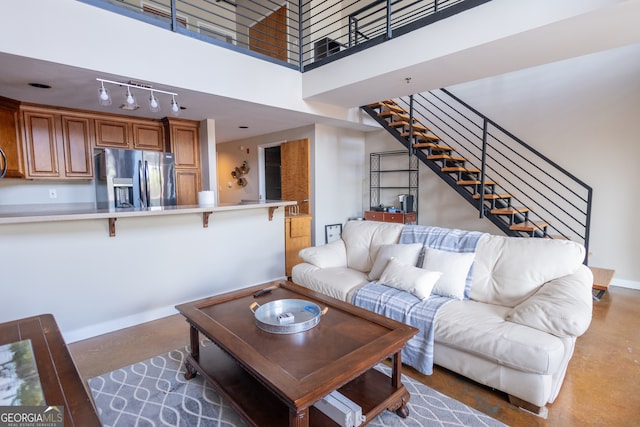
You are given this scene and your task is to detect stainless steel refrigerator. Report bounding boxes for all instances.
[95,148,177,209]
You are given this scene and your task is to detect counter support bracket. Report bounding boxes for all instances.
[268,207,278,221]
[203,212,212,228]
[109,218,117,237]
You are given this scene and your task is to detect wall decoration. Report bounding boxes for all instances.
[231,161,250,187]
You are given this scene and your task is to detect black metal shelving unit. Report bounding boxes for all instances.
[370,150,419,219]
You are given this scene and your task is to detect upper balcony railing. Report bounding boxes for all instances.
[79,0,490,71]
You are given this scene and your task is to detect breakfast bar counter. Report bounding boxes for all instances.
[0,200,296,236]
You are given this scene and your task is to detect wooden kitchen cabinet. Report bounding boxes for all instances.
[132,120,164,151]
[95,117,164,151]
[21,106,94,179]
[163,118,201,204]
[285,214,312,277]
[364,210,416,224]
[94,117,130,149]
[0,96,25,178]
[22,108,59,177]
[60,114,94,178]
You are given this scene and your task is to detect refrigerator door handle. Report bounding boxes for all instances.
[144,160,151,208]
[138,160,147,207]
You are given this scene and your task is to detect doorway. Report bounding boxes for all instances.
[264,146,281,200]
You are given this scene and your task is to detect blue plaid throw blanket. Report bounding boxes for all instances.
[352,225,486,375]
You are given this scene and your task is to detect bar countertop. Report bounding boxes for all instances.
[0,200,297,225]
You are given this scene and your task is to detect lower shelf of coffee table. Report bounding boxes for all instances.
[188,343,405,426]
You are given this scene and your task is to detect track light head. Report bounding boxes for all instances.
[98,81,112,106]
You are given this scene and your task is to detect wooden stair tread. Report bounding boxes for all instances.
[378,111,412,121]
[457,180,496,186]
[442,167,480,173]
[491,206,529,215]
[389,121,427,131]
[383,103,405,113]
[510,221,549,232]
[447,156,466,162]
[472,193,511,200]
[413,142,451,151]
[415,133,440,142]
[428,154,451,160]
[401,130,433,138]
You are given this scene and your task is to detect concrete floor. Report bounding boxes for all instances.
[70,285,640,426]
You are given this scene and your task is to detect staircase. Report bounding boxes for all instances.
[361,90,592,255]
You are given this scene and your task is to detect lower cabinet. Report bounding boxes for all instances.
[285,214,312,277]
[364,210,416,224]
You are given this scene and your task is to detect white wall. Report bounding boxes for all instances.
[0,208,287,342]
[366,44,640,287]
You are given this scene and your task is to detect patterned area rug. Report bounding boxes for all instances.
[88,345,508,427]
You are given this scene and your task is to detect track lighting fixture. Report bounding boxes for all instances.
[96,78,180,115]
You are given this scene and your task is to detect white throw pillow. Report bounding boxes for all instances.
[422,248,475,300]
[368,243,423,281]
[379,257,442,300]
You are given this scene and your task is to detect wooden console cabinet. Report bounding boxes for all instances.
[364,210,417,224]
[285,214,312,277]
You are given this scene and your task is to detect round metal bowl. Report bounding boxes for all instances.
[249,299,328,334]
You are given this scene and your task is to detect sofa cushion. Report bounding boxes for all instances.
[470,234,586,307]
[507,264,593,337]
[292,263,369,302]
[379,258,442,300]
[368,243,423,281]
[341,220,403,273]
[422,248,475,300]
[435,300,566,375]
[298,239,347,268]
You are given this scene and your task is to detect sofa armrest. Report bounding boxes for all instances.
[506,264,593,337]
[298,239,347,268]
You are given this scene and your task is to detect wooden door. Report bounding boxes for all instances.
[281,138,310,214]
[249,6,287,62]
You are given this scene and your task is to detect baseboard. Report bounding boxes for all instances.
[611,277,640,291]
[63,276,290,343]
[64,305,179,344]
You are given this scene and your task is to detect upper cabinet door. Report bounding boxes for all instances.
[281,138,310,215]
[60,115,94,178]
[132,121,164,151]
[22,108,59,178]
[95,118,131,149]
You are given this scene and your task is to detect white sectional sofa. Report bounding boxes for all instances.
[291,220,593,413]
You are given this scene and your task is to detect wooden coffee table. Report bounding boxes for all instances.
[175,281,418,427]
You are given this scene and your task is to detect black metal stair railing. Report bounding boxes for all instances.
[362,91,592,257]
[80,0,491,71]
